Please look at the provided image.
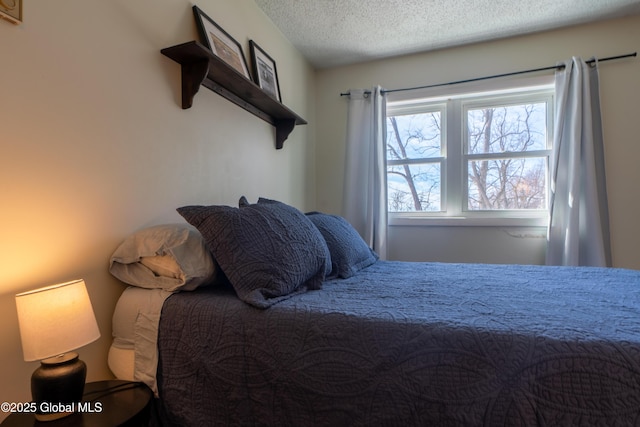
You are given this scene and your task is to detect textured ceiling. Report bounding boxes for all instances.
[254,0,640,68]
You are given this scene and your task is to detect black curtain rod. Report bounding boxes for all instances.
[340,51,637,97]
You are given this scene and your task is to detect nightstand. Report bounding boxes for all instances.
[1,380,152,427]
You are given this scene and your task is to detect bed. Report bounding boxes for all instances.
[107,198,640,426]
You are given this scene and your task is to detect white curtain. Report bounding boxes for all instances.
[343,87,388,259]
[546,57,612,267]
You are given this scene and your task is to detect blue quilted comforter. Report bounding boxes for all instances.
[157,261,640,426]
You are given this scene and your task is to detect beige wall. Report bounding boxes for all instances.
[315,15,640,268]
[0,0,315,417]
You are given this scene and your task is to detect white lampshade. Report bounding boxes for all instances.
[16,279,101,362]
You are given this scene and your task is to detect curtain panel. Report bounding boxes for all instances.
[547,57,612,267]
[343,87,388,259]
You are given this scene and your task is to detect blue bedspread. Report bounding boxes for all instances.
[157,261,640,426]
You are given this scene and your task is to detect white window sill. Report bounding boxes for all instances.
[389,215,549,228]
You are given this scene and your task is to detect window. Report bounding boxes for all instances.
[385,78,554,226]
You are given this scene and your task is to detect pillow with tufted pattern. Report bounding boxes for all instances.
[177,199,330,308]
[306,212,378,278]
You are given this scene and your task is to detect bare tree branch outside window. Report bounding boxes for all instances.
[466,103,547,210]
[386,113,442,212]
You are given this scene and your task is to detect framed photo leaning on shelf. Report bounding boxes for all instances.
[0,0,22,24]
[249,40,282,102]
[192,5,251,80]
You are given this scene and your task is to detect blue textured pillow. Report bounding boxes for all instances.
[306,212,378,278]
[252,197,332,278]
[177,200,330,308]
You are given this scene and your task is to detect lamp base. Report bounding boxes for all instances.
[31,352,87,422]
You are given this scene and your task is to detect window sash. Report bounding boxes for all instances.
[387,157,445,166]
[386,78,554,224]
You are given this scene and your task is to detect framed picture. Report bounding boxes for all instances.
[0,0,22,24]
[249,40,282,102]
[192,5,251,81]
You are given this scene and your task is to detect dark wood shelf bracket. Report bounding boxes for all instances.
[161,41,307,149]
[275,119,296,150]
[181,60,209,109]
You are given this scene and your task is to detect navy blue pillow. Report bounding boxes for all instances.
[306,212,378,278]
[177,200,330,308]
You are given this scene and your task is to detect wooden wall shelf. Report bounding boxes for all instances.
[161,41,307,149]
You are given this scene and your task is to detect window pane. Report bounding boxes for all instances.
[467,103,547,154]
[467,157,547,210]
[388,163,441,212]
[386,113,441,160]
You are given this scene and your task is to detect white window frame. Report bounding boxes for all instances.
[386,75,554,227]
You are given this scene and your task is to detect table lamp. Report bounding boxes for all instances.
[15,279,101,421]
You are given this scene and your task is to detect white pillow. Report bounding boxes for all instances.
[109,224,218,291]
[139,255,182,279]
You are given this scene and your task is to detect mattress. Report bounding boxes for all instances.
[108,286,172,394]
[154,260,640,426]
[107,345,134,381]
